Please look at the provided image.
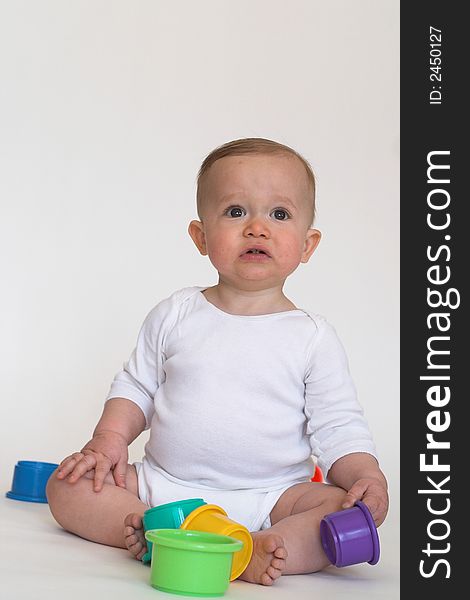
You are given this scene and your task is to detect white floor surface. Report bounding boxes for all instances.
[1,495,399,600]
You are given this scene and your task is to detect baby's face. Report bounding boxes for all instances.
[189,153,321,290]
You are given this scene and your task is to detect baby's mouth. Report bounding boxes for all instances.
[241,247,271,257]
[240,247,272,260]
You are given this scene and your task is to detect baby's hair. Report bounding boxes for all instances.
[196,137,316,224]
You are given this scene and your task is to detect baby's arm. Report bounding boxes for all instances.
[327,453,389,526]
[56,398,146,492]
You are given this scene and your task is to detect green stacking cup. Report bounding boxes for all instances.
[145,529,243,597]
[142,498,206,564]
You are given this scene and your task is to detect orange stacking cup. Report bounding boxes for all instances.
[180,504,253,580]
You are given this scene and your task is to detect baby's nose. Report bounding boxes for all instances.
[243,216,270,237]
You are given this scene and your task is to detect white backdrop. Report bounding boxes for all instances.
[0,0,399,530]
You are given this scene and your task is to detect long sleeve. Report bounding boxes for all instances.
[106,298,173,428]
[304,318,378,476]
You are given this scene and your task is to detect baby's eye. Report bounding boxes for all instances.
[271,208,290,221]
[225,206,246,218]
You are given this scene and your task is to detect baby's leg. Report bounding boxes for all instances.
[46,464,148,556]
[240,482,346,584]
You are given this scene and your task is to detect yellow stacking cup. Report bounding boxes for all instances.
[181,504,253,581]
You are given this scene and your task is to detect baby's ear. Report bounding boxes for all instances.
[188,220,207,255]
[301,228,321,263]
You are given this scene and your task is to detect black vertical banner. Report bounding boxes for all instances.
[401,2,466,597]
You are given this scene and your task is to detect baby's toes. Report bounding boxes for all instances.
[260,572,274,586]
[274,546,288,560]
[124,525,135,538]
[267,566,282,581]
[125,532,140,547]
[129,539,143,551]
[271,557,285,570]
[128,539,144,557]
[124,512,143,529]
[124,513,134,527]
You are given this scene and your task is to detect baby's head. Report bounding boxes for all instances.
[189,138,321,290]
[196,138,316,226]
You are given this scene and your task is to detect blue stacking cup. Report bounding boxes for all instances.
[6,461,59,503]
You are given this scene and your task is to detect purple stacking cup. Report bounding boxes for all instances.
[320,500,380,567]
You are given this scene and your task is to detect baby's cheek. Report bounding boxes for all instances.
[206,241,231,270]
[278,243,304,272]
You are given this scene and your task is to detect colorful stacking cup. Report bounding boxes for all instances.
[181,504,253,580]
[142,498,207,564]
[6,461,59,503]
[145,529,242,597]
[320,500,380,567]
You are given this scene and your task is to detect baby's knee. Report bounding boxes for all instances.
[46,469,89,529]
[46,470,68,522]
[45,468,62,503]
[46,469,73,509]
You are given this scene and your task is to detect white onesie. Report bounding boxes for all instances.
[106,286,377,530]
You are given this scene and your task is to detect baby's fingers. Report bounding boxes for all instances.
[362,493,389,526]
[112,456,128,489]
[92,457,113,492]
[362,494,380,519]
[65,452,98,483]
[56,453,85,479]
[342,482,368,509]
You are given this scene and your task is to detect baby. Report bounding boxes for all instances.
[47,138,388,586]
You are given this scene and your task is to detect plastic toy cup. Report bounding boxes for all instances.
[181,504,253,581]
[311,465,324,483]
[142,498,207,564]
[6,461,59,503]
[145,529,242,597]
[320,500,380,567]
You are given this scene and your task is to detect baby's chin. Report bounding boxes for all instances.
[217,272,291,291]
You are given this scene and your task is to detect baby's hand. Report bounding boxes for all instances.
[55,430,129,493]
[342,477,389,526]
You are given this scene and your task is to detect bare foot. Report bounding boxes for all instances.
[239,531,287,586]
[124,512,147,561]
